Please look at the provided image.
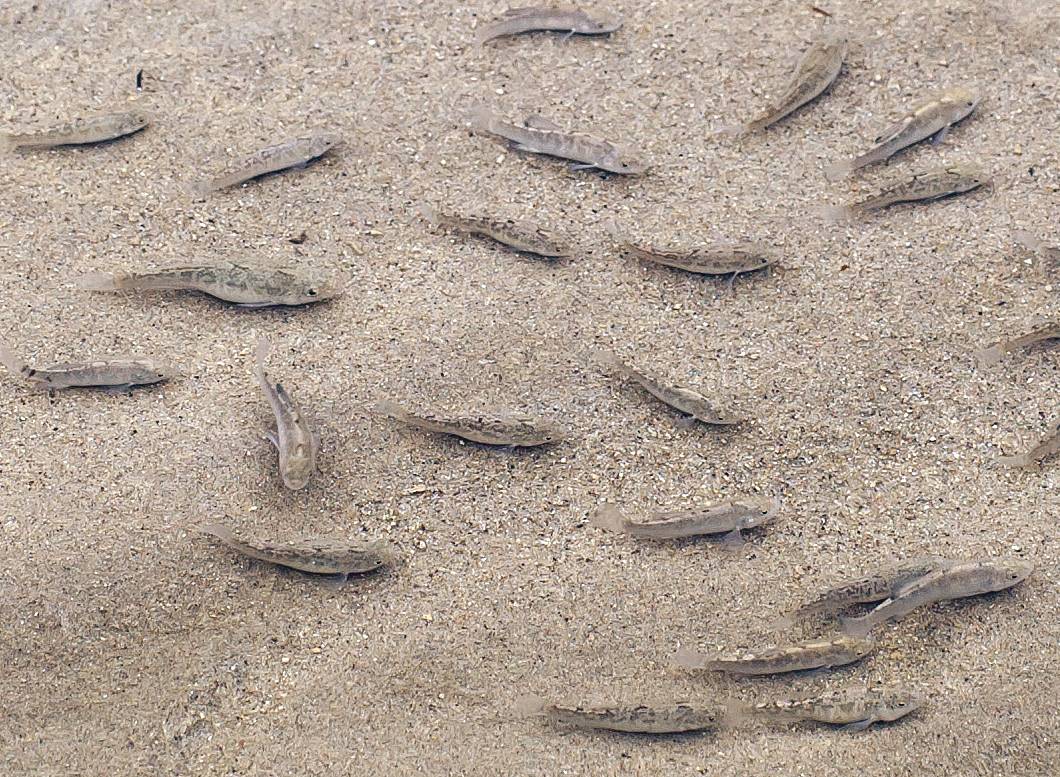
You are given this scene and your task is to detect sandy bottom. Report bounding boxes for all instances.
[0,1,1058,775]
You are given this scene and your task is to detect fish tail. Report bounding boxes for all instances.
[513,693,547,717]
[416,202,441,226]
[839,614,872,638]
[821,204,855,224]
[997,453,1030,469]
[465,103,496,134]
[253,337,271,381]
[199,522,234,541]
[185,179,214,199]
[372,400,409,422]
[0,134,15,153]
[589,504,629,533]
[474,22,505,45]
[714,121,750,138]
[672,645,708,670]
[76,271,124,291]
[1012,229,1043,253]
[585,347,622,372]
[974,345,1004,368]
[824,159,852,182]
[0,342,27,376]
[765,612,795,632]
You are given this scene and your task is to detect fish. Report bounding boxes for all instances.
[254,339,317,490]
[721,30,848,135]
[731,686,924,733]
[374,400,564,447]
[476,7,623,44]
[592,350,740,426]
[998,420,1060,469]
[201,522,393,579]
[1,111,148,151]
[76,261,344,307]
[675,635,875,675]
[0,344,175,389]
[419,204,569,257]
[191,134,339,195]
[840,559,1034,638]
[515,695,723,734]
[825,87,981,180]
[467,106,647,174]
[975,321,1060,367]
[771,556,953,630]
[591,497,779,544]
[619,240,774,276]
[823,163,988,222]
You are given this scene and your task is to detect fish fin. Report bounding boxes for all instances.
[714,122,749,138]
[568,162,598,171]
[523,114,563,132]
[254,337,271,379]
[765,613,795,632]
[675,413,698,429]
[465,103,495,133]
[76,271,122,291]
[0,134,14,153]
[199,522,234,541]
[873,115,913,145]
[372,400,408,422]
[1012,229,1043,253]
[416,203,441,226]
[673,645,710,670]
[585,347,622,372]
[821,204,855,224]
[824,159,852,181]
[838,717,875,733]
[974,345,1004,368]
[265,429,279,449]
[513,693,547,717]
[997,453,1030,469]
[0,343,26,376]
[589,504,629,533]
[474,24,505,45]
[720,529,745,550]
[838,614,872,638]
[322,573,349,590]
[929,126,950,145]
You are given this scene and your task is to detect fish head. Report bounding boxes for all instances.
[994,560,1035,589]
[117,111,151,134]
[281,453,315,490]
[294,272,346,305]
[144,360,179,382]
[535,422,567,446]
[875,689,925,722]
[597,145,649,175]
[345,539,398,571]
[574,13,623,34]
[308,133,341,157]
[943,86,981,113]
[737,496,781,528]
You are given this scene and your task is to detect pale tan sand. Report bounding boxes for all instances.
[0,1,1058,775]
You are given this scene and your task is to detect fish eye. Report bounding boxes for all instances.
[307,288,318,296]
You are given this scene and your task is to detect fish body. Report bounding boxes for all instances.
[735,687,923,732]
[254,339,317,490]
[0,345,175,389]
[776,556,954,627]
[826,87,980,179]
[193,134,338,194]
[375,401,563,447]
[77,262,343,307]
[594,351,740,425]
[516,695,722,734]
[420,205,569,257]
[621,241,774,275]
[841,559,1034,637]
[476,7,623,44]
[202,523,392,575]
[826,163,988,221]
[976,322,1060,367]
[2,111,148,150]
[676,635,875,675]
[468,106,647,174]
[999,420,1060,469]
[591,497,779,542]
[733,31,848,134]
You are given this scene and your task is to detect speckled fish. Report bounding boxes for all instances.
[1,111,148,151]
[515,695,723,734]
[593,350,740,425]
[825,87,981,180]
[476,7,623,44]
[374,400,564,447]
[591,497,779,544]
[192,134,339,195]
[731,686,924,732]
[255,339,317,490]
[419,204,569,257]
[840,559,1034,638]
[468,106,647,174]
[0,345,175,390]
[675,635,875,675]
[201,522,393,579]
[722,30,848,135]
[975,321,1060,367]
[620,240,774,276]
[77,261,344,307]
[998,420,1060,469]
[772,556,953,630]
[825,163,988,221]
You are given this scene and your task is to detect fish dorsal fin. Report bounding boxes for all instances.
[523,114,564,132]
[891,567,946,598]
[873,114,915,144]
[503,7,545,18]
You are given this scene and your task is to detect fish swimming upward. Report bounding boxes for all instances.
[824,163,988,221]
[254,339,318,490]
[515,695,724,734]
[191,134,339,195]
[0,344,175,390]
[476,7,623,44]
[825,86,980,180]
[1,111,149,150]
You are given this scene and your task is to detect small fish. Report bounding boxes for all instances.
[772,556,953,630]
[192,134,339,195]
[419,204,569,257]
[0,344,175,389]
[515,695,723,734]
[721,30,848,135]
[1,111,148,151]
[593,350,740,426]
[201,522,393,579]
[731,686,924,733]
[840,559,1034,638]
[825,87,981,180]
[620,240,774,276]
[998,420,1060,469]
[467,106,647,174]
[374,400,564,447]
[591,497,779,544]
[975,321,1060,367]
[675,635,875,675]
[476,7,623,44]
[824,163,988,222]
[77,261,343,307]
[255,339,317,490]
